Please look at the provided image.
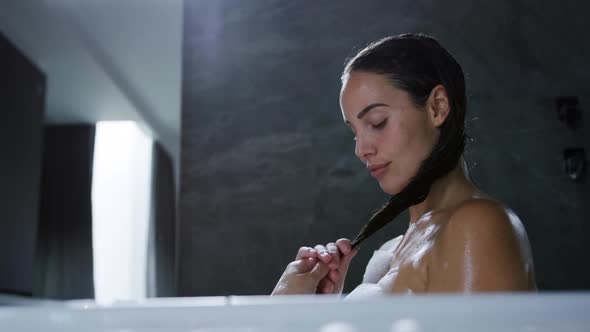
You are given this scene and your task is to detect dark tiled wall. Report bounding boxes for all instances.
[0,31,45,295]
[180,0,590,295]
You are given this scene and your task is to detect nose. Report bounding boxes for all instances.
[354,134,376,163]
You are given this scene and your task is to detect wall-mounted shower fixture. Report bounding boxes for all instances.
[562,148,586,182]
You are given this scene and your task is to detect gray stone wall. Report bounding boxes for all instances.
[179,0,590,295]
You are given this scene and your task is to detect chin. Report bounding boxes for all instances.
[378,182,402,195]
[378,177,408,195]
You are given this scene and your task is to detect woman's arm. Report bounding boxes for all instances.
[427,199,532,292]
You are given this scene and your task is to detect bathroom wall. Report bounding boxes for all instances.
[179,0,590,295]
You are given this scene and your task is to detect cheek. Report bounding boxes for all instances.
[376,123,408,175]
[381,120,432,178]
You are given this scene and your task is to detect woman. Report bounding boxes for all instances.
[272,33,536,298]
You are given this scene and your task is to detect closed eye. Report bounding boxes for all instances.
[372,118,388,129]
[348,118,387,141]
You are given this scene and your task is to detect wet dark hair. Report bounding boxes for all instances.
[344,33,467,249]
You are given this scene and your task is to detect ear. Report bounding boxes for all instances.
[427,84,450,127]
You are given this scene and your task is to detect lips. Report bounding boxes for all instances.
[368,162,390,178]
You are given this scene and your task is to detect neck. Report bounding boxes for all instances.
[408,158,478,223]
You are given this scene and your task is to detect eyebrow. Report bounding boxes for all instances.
[357,103,389,119]
[345,103,390,125]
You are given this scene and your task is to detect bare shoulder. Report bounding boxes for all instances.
[428,197,534,292]
[445,197,525,240]
[444,197,533,262]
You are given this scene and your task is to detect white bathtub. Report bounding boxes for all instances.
[0,292,588,331]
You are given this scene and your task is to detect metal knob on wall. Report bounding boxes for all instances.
[556,96,585,183]
[563,148,586,182]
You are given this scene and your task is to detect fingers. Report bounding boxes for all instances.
[295,246,318,260]
[328,269,340,283]
[314,244,332,264]
[316,243,342,269]
[338,247,358,274]
[323,281,334,294]
[314,267,341,294]
[308,260,330,281]
[326,242,340,269]
[298,239,355,271]
[335,238,352,256]
[284,239,355,296]
[286,257,317,275]
[316,277,335,294]
[335,238,358,270]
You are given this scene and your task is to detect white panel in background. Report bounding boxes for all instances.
[92,121,153,304]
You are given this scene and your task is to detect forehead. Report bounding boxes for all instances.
[340,71,392,100]
[340,72,411,118]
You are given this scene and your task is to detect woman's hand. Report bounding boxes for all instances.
[271,255,331,295]
[271,238,358,296]
[308,238,358,295]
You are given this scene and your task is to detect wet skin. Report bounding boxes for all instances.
[272,71,537,296]
[348,194,537,298]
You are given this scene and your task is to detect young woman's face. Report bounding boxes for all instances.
[340,71,439,195]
